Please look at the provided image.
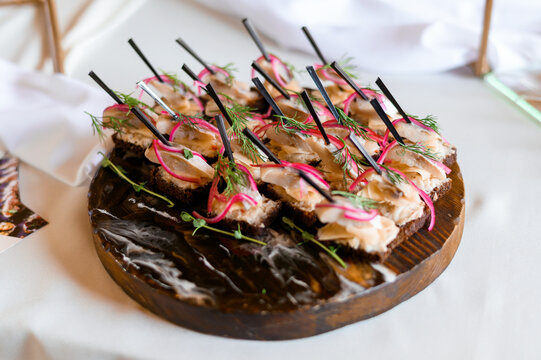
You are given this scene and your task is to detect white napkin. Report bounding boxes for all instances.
[0,59,110,187]
[196,0,541,73]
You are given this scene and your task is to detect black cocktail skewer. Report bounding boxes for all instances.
[300,90,330,145]
[241,128,280,164]
[88,71,171,146]
[328,62,404,144]
[137,81,180,122]
[205,83,233,126]
[242,18,270,62]
[306,65,341,121]
[215,114,235,162]
[306,66,382,175]
[128,38,164,83]
[375,78,411,123]
[182,63,201,82]
[251,61,290,99]
[330,61,369,101]
[89,70,122,104]
[301,26,328,65]
[175,37,215,75]
[251,77,284,117]
[370,99,405,145]
[241,128,334,202]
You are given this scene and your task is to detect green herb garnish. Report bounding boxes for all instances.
[219,93,264,163]
[100,153,175,207]
[400,142,441,161]
[87,111,134,141]
[282,216,347,268]
[381,164,405,185]
[331,137,369,185]
[273,115,315,135]
[214,155,248,196]
[181,211,266,245]
[409,114,441,135]
[114,91,157,114]
[331,190,379,210]
[322,54,358,79]
[183,148,193,160]
[334,106,370,140]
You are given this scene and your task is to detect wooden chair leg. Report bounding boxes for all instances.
[43,0,64,73]
[474,0,493,76]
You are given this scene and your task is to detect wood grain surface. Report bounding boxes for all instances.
[89,150,465,340]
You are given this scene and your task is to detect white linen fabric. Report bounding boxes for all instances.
[0,58,110,186]
[196,0,541,73]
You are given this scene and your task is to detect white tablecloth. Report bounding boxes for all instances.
[1,1,541,359]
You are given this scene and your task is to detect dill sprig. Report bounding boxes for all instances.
[87,111,134,141]
[409,114,441,135]
[114,91,158,114]
[214,155,248,196]
[331,190,379,210]
[219,93,264,163]
[400,142,441,161]
[331,137,368,184]
[181,211,266,246]
[213,63,237,86]
[159,70,191,93]
[282,217,347,268]
[334,106,370,140]
[322,54,358,79]
[273,115,315,135]
[100,153,175,207]
[381,164,405,185]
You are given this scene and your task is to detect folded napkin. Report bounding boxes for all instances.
[0,59,110,187]
[197,0,541,73]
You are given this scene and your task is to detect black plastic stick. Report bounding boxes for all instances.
[175,37,215,74]
[301,26,328,65]
[251,77,284,117]
[205,83,233,126]
[330,61,369,101]
[241,128,334,202]
[181,63,201,82]
[88,71,171,146]
[251,61,290,99]
[349,135,382,175]
[306,65,341,122]
[215,115,234,162]
[242,18,270,62]
[242,128,280,164]
[300,90,330,145]
[297,171,334,202]
[128,38,164,83]
[370,99,405,145]
[89,71,122,104]
[375,78,411,123]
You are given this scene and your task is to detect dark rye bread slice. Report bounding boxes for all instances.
[148,167,211,205]
[442,148,457,168]
[327,177,451,263]
[335,205,431,263]
[112,132,153,155]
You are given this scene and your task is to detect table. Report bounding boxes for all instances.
[1,0,540,359]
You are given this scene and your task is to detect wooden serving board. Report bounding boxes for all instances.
[88,148,465,340]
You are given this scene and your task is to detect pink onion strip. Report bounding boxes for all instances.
[193,193,258,224]
[386,166,436,231]
[153,140,201,183]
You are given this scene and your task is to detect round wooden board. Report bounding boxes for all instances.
[89,151,465,340]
